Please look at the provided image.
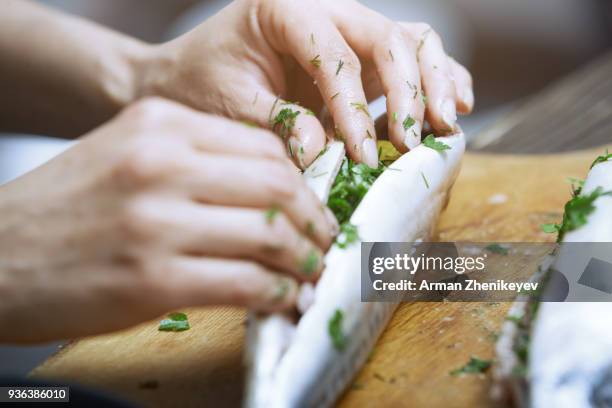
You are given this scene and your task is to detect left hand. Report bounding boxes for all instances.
[139,0,474,169]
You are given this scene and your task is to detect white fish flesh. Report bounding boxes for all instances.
[244,134,466,408]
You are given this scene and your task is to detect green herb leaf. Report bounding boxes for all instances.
[392,112,398,123]
[554,186,612,242]
[450,356,492,376]
[422,134,451,152]
[309,54,321,68]
[328,309,347,351]
[336,222,360,249]
[265,207,280,224]
[350,102,370,117]
[485,243,509,255]
[158,312,190,332]
[271,108,300,139]
[566,177,584,197]
[336,60,344,76]
[541,223,559,234]
[590,149,612,169]
[301,249,319,276]
[402,114,415,130]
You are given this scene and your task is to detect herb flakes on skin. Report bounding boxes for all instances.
[271,108,300,139]
[301,249,319,276]
[158,312,190,332]
[392,112,398,123]
[567,177,584,197]
[420,171,429,189]
[388,49,394,61]
[350,102,370,117]
[402,114,415,130]
[309,54,321,68]
[328,309,348,351]
[336,60,344,76]
[264,206,280,224]
[450,356,492,376]
[422,134,451,152]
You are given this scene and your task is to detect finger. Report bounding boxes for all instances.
[407,23,457,134]
[160,202,326,282]
[127,98,289,161]
[449,57,474,114]
[277,15,378,167]
[372,25,424,152]
[260,94,327,169]
[162,256,299,312]
[175,151,336,249]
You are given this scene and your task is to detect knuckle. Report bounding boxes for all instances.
[262,213,296,250]
[117,197,163,244]
[262,162,297,200]
[227,265,266,305]
[113,144,173,186]
[122,97,173,127]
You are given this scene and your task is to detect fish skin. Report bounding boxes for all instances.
[529,161,612,408]
[245,134,466,408]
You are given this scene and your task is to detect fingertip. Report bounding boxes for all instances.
[262,276,299,312]
[362,138,379,168]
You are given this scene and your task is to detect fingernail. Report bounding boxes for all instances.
[404,123,421,150]
[362,138,379,168]
[440,99,457,129]
[462,86,474,110]
[323,206,340,236]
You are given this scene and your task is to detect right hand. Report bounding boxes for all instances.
[0,97,336,343]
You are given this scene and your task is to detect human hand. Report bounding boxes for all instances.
[139,0,473,168]
[0,98,336,343]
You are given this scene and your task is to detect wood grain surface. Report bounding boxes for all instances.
[31,144,611,407]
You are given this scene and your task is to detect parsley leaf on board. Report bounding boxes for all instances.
[328,309,348,351]
[158,312,190,332]
[450,356,492,376]
[422,134,451,152]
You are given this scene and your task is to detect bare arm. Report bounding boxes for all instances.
[0,0,150,137]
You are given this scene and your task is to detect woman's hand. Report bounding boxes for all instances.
[0,98,336,343]
[139,0,474,168]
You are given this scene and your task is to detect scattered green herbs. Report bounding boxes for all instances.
[567,177,584,197]
[422,134,451,152]
[402,114,415,130]
[301,249,319,276]
[158,312,190,332]
[350,102,370,117]
[328,309,347,351]
[590,149,612,169]
[271,108,300,139]
[264,206,280,224]
[450,356,492,376]
[336,60,344,76]
[420,171,429,189]
[392,112,398,123]
[542,186,612,242]
[422,92,428,106]
[336,222,360,248]
[331,92,340,100]
[416,29,431,61]
[407,81,418,99]
[485,243,509,255]
[327,158,386,225]
[309,54,321,68]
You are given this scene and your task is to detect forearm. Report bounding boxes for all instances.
[0,0,152,137]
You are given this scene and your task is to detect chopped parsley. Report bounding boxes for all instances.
[542,186,612,242]
[271,108,300,139]
[301,249,319,275]
[158,312,190,332]
[590,149,612,169]
[567,177,584,197]
[450,356,492,376]
[422,92,428,106]
[331,92,340,100]
[336,60,344,76]
[420,171,429,189]
[336,222,360,248]
[485,243,509,255]
[328,309,347,351]
[422,134,451,152]
[402,114,415,130]
[407,81,418,99]
[264,206,280,224]
[309,54,321,68]
[350,102,370,117]
[392,112,398,123]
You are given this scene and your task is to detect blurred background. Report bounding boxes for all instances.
[1,0,611,375]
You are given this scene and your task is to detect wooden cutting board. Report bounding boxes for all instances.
[31,145,610,407]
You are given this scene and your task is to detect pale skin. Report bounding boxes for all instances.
[0,0,473,342]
